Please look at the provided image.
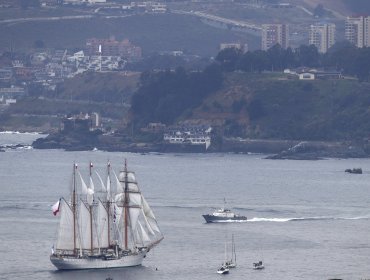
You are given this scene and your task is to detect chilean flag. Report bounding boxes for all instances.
[52,199,61,216]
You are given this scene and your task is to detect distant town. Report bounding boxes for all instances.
[1,1,369,108]
[1,0,370,155]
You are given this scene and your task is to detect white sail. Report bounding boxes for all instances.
[114,193,125,203]
[112,170,124,193]
[146,216,161,235]
[129,192,142,206]
[141,195,161,234]
[87,188,94,206]
[112,204,123,246]
[97,200,109,248]
[95,171,107,192]
[119,171,136,183]
[79,171,88,194]
[128,182,139,192]
[129,207,141,233]
[56,199,75,250]
[106,173,111,200]
[142,195,157,220]
[78,201,91,250]
[128,192,142,233]
[89,176,95,192]
[135,221,151,246]
[141,212,156,236]
[78,171,94,205]
[139,212,163,248]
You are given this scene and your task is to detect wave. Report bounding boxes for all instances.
[158,204,208,210]
[0,131,42,135]
[1,145,33,150]
[209,219,248,223]
[248,216,370,222]
[234,207,290,214]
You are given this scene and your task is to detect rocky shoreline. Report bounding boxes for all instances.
[30,131,370,159]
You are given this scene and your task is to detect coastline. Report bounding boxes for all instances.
[30,131,370,159]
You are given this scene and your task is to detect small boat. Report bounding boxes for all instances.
[217,264,230,274]
[345,168,362,174]
[203,199,247,223]
[217,242,230,274]
[253,261,264,270]
[224,235,236,268]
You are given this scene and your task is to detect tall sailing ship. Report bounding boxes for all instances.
[50,160,163,270]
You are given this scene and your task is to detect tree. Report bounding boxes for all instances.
[216,47,243,72]
[353,48,370,81]
[297,45,320,67]
[267,44,284,71]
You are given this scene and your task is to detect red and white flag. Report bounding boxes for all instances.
[52,199,60,216]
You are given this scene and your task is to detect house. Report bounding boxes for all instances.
[299,73,315,80]
[163,125,212,150]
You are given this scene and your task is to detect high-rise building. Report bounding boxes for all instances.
[261,24,289,51]
[309,23,336,53]
[345,16,370,48]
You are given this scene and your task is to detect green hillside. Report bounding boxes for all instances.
[130,67,370,141]
[189,72,370,141]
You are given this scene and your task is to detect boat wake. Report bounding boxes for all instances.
[212,219,248,223]
[0,131,41,135]
[248,216,370,222]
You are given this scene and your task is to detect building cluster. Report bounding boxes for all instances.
[86,37,142,60]
[259,15,370,54]
[0,37,141,105]
[219,43,248,53]
[62,112,101,132]
[0,86,26,107]
[163,125,212,150]
[284,68,342,80]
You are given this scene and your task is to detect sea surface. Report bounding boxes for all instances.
[0,133,370,280]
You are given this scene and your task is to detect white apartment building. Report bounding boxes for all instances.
[261,24,289,51]
[345,16,370,48]
[309,23,335,53]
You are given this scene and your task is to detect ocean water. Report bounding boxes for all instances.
[0,133,370,280]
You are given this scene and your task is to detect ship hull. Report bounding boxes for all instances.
[50,252,146,270]
[202,214,247,223]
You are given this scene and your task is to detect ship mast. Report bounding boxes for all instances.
[72,163,77,256]
[89,161,93,254]
[124,159,129,250]
[107,161,111,247]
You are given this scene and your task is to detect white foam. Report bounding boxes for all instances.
[248,217,293,222]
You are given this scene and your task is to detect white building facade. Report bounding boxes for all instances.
[309,23,336,53]
[261,24,289,51]
[345,16,370,48]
